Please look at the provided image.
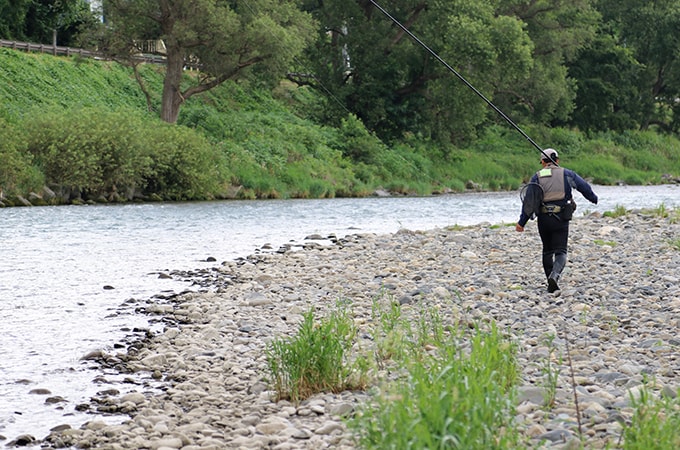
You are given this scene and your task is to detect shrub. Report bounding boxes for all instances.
[22,107,228,201]
[23,107,152,198]
[0,119,44,197]
[336,114,388,164]
[141,123,228,200]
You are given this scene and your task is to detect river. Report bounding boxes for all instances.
[1,184,678,443]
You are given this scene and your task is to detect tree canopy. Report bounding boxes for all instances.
[0,0,95,46]
[96,0,316,123]
[2,0,680,141]
[296,0,600,145]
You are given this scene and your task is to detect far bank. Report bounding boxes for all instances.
[2,49,680,205]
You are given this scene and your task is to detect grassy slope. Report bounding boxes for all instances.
[1,47,679,203]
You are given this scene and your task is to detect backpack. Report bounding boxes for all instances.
[520,182,544,220]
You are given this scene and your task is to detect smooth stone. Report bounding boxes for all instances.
[314,421,343,435]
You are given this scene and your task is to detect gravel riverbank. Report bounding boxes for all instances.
[32,211,680,449]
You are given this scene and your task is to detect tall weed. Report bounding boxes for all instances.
[352,322,521,449]
[623,385,680,449]
[265,306,368,404]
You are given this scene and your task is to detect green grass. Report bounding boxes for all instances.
[263,289,680,448]
[352,320,522,449]
[265,304,369,404]
[670,239,680,251]
[623,384,680,449]
[604,205,628,218]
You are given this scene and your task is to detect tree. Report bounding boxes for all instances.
[98,0,316,123]
[0,0,95,46]
[495,0,600,125]
[0,0,33,40]
[25,0,98,46]
[596,0,680,132]
[299,0,599,146]
[299,0,535,144]
[567,32,643,133]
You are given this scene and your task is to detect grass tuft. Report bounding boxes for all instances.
[603,204,628,218]
[623,383,680,449]
[265,304,369,404]
[352,312,522,449]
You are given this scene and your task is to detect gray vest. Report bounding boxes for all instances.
[537,166,566,203]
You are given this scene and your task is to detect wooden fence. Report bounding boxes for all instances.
[0,39,168,65]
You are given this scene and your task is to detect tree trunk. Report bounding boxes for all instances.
[160,49,186,123]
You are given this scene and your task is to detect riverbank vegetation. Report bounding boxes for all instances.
[2,0,680,205]
[267,298,523,448]
[1,48,679,206]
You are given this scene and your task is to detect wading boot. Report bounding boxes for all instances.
[547,273,560,293]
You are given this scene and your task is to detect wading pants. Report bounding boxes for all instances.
[537,213,569,280]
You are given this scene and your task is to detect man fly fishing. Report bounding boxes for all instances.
[368,1,600,293]
[516,149,598,293]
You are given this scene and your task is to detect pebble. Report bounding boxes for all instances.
[36,211,680,449]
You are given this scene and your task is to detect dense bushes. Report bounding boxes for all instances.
[0,118,43,197]
[18,108,230,203]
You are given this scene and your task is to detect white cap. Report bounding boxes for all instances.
[542,148,558,161]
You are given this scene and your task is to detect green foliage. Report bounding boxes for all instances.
[96,0,317,122]
[182,83,361,198]
[670,238,680,251]
[567,33,643,132]
[353,320,521,449]
[0,118,43,195]
[303,0,599,144]
[0,49,157,121]
[603,205,628,218]
[335,114,386,164]
[2,46,680,203]
[623,384,680,450]
[22,107,228,201]
[370,295,412,363]
[0,0,32,40]
[0,0,96,45]
[598,0,680,132]
[25,107,147,193]
[504,0,599,124]
[140,123,228,201]
[265,305,368,404]
[538,333,562,408]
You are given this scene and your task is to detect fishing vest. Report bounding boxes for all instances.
[537,166,566,203]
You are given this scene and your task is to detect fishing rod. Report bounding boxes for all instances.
[368,0,557,165]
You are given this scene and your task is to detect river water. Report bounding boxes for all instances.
[1,185,678,443]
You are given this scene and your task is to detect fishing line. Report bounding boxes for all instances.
[368,0,557,164]
[238,0,432,185]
